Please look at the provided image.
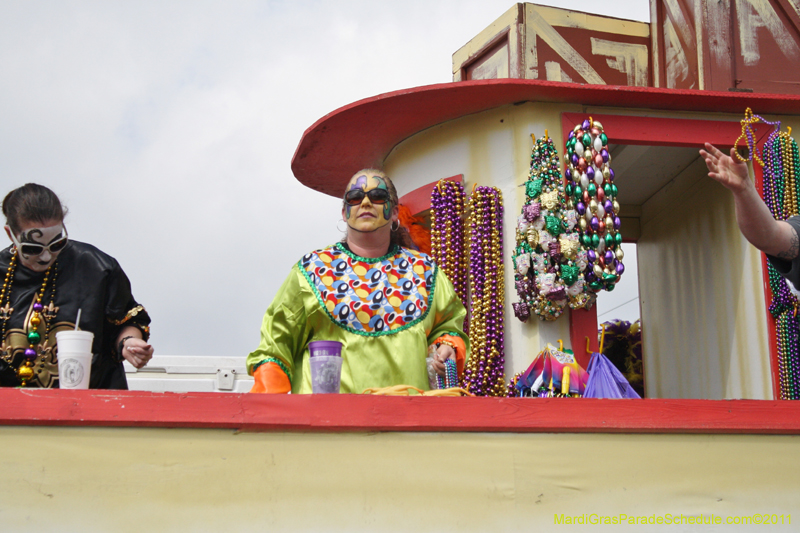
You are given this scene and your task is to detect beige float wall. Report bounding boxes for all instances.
[2,426,799,531]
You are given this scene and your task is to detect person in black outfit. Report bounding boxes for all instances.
[0,183,153,388]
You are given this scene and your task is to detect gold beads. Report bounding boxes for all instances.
[18,363,34,383]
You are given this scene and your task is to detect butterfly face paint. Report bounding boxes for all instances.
[343,171,394,233]
[7,222,67,272]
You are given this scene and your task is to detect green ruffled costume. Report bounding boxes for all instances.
[247,243,468,394]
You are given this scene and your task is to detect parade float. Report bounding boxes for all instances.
[4,3,800,530]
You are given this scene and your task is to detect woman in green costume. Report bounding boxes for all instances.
[247,169,468,394]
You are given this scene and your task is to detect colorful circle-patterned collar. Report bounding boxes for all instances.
[299,244,436,336]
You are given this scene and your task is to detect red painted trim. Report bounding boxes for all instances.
[753,151,783,400]
[570,307,598,370]
[560,112,774,147]
[762,251,780,400]
[292,79,800,197]
[2,389,800,434]
[398,175,463,216]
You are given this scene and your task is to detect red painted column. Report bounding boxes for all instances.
[570,306,598,369]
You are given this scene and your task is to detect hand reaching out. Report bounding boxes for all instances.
[700,143,752,194]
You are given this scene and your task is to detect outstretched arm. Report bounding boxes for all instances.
[700,143,798,260]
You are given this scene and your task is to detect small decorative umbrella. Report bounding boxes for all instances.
[514,340,588,397]
[584,325,641,399]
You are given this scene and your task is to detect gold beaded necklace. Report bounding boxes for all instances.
[0,248,58,386]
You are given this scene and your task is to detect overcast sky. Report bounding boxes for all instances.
[0,0,649,357]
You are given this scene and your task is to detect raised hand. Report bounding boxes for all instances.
[700,142,752,194]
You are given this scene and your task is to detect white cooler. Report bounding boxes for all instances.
[123,355,254,393]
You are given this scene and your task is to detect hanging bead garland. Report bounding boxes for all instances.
[463,185,506,397]
[741,108,800,399]
[512,132,593,322]
[564,118,625,293]
[430,180,468,305]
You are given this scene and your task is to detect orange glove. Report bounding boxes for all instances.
[249,362,291,394]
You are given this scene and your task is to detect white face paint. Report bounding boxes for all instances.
[6,221,67,272]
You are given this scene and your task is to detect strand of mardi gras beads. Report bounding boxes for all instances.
[430,180,467,306]
[436,357,459,389]
[759,114,800,399]
[735,107,782,167]
[0,250,58,386]
[463,185,506,397]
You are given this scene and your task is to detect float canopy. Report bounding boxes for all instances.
[291,78,800,197]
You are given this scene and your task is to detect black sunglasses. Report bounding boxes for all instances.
[344,188,391,206]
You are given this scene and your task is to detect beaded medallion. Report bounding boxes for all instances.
[0,250,60,387]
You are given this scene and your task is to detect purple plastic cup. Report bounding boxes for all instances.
[309,341,343,393]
